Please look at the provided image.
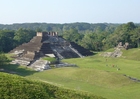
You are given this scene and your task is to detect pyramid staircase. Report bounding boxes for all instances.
[29,58,50,71]
[70,42,93,56]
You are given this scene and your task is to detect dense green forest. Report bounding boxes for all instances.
[0,22,140,53]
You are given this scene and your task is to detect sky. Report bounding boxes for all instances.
[0,0,140,24]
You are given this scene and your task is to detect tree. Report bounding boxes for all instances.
[120,22,136,43]
[62,28,82,43]
[0,30,15,52]
[14,28,36,45]
[80,32,103,51]
[131,27,140,48]
[105,22,137,49]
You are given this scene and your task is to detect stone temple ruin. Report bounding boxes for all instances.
[10,32,93,71]
[100,42,129,58]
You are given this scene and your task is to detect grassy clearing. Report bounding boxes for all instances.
[26,65,140,99]
[26,58,140,99]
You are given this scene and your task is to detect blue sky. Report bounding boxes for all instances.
[0,0,140,24]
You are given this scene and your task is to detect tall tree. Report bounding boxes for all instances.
[81,32,103,51]
[131,27,140,48]
[0,30,15,52]
[106,22,137,48]
[14,28,36,45]
[62,28,82,43]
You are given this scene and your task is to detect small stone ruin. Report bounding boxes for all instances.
[116,42,129,50]
[101,42,129,58]
[10,32,93,71]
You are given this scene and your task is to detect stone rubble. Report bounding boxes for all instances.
[101,48,122,57]
[29,59,50,71]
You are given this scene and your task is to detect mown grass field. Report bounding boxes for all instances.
[2,48,140,99]
[25,48,140,99]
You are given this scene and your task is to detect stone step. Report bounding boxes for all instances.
[11,58,30,66]
[29,59,50,71]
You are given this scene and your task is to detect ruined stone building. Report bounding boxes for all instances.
[10,32,93,70]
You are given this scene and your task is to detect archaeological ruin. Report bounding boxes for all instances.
[10,32,93,71]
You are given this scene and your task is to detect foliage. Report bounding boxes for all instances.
[0,30,15,52]
[0,29,36,52]
[63,28,83,42]
[80,32,104,51]
[101,22,139,49]
[0,53,10,66]
[14,28,36,45]
[0,72,105,99]
[0,22,140,52]
[130,27,140,47]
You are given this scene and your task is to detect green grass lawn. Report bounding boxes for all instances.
[121,48,140,61]
[2,48,140,99]
[26,48,140,99]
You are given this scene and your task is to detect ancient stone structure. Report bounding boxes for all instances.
[116,42,129,50]
[10,32,93,71]
[101,48,122,58]
[100,42,129,58]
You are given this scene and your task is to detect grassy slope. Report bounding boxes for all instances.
[25,48,140,99]
[2,48,140,99]
[0,72,104,99]
[121,48,140,61]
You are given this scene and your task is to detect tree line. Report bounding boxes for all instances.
[62,22,140,51]
[0,22,140,53]
[0,28,36,52]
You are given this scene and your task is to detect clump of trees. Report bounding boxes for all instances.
[62,22,140,51]
[0,28,36,52]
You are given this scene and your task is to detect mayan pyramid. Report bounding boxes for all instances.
[10,32,93,67]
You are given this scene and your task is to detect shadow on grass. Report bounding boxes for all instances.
[0,64,37,77]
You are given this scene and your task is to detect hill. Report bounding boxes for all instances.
[0,72,105,99]
[121,48,140,61]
